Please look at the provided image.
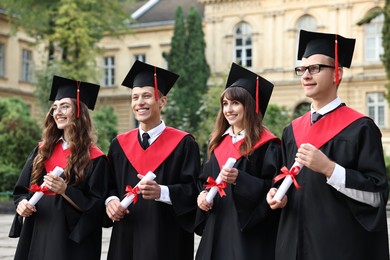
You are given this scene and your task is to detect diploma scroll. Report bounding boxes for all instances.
[120,171,156,208]
[205,157,237,204]
[28,166,64,206]
[273,162,303,201]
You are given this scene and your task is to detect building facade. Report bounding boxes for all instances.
[0,0,389,152]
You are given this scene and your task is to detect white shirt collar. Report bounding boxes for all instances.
[223,126,246,143]
[311,97,342,115]
[57,136,68,150]
[139,121,166,145]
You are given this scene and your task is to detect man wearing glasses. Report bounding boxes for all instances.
[267,30,389,260]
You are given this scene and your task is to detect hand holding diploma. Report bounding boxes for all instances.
[204,157,236,204]
[120,171,156,208]
[27,166,64,206]
[272,162,302,202]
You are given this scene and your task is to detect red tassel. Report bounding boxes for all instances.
[256,76,259,114]
[335,35,339,85]
[76,81,80,118]
[154,67,158,101]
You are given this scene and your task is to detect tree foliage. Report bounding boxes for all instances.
[92,107,118,154]
[356,3,390,103]
[164,6,210,134]
[2,0,134,110]
[382,0,390,102]
[195,81,225,159]
[0,98,41,191]
[263,104,292,139]
[2,0,129,158]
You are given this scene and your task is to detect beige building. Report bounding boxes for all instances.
[0,0,389,152]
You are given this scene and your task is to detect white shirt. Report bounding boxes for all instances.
[105,121,172,207]
[311,97,380,207]
[223,126,245,144]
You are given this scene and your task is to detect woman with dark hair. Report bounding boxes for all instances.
[9,76,110,260]
[195,63,282,260]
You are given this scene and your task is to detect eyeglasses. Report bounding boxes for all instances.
[294,64,335,76]
[49,104,71,116]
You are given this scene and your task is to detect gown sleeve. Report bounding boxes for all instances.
[233,140,282,230]
[63,155,110,243]
[9,146,39,238]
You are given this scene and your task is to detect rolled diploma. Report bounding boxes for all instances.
[205,157,237,204]
[120,171,156,208]
[273,162,303,201]
[28,166,64,206]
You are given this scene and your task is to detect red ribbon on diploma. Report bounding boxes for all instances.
[27,184,56,195]
[273,166,302,189]
[124,185,140,204]
[204,177,227,197]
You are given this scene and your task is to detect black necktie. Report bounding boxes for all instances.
[311,112,323,124]
[141,133,150,149]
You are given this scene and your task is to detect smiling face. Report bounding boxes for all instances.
[300,54,342,109]
[222,96,245,134]
[51,98,74,130]
[131,86,166,131]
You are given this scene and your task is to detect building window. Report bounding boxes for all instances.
[234,22,252,67]
[134,54,146,63]
[367,92,386,127]
[21,49,33,82]
[102,56,115,87]
[365,13,384,62]
[296,15,317,65]
[0,44,4,77]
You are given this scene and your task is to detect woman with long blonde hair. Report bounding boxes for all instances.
[9,76,110,260]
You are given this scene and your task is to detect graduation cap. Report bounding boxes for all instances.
[49,75,100,118]
[225,62,274,117]
[297,29,356,84]
[122,60,179,101]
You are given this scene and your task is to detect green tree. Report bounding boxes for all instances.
[2,0,134,112]
[263,104,291,139]
[184,6,211,132]
[195,82,225,160]
[163,6,188,129]
[357,4,390,102]
[0,98,41,191]
[164,6,210,134]
[92,107,118,154]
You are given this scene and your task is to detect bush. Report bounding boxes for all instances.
[0,97,41,192]
[92,106,118,154]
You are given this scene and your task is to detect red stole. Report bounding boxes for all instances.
[214,129,279,169]
[41,142,104,173]
[116,127,189,175]
[292,106,365,149]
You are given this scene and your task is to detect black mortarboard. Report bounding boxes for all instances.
[225,62,274,116]
[297,29,356,68]
[121,60,179,100]
[297,30,355,85]
[49,75,100,117]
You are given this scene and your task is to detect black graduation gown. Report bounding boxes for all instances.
[195,138,282,260]
[276,116,389,260]
[9,145,110,260]
[105,133,200,260]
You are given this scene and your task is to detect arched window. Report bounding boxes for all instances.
[294,102,311,119]
[234,22,252,67]
[296,15,317,32]
[295,15,317,64]
[365,13,384,62]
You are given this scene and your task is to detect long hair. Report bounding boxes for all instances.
[207,87,264,159]
[31,99,96,186]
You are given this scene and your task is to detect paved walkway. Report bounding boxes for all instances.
[0,214,200,259]
[0,212,389,259]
